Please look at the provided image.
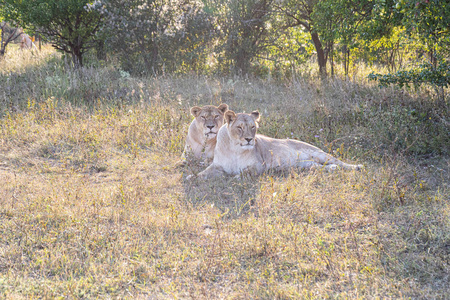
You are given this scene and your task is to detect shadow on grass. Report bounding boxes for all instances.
[179,160,318,219]
[182,172,260,219]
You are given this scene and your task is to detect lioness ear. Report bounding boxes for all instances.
[218,103,228,114]
[251,111,260,122]
[225,110,236,124]
[190,106,202,118]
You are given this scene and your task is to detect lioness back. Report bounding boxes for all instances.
[194,110,363,179]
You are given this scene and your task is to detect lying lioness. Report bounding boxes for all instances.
[191,110,363,179]
[182,104,229,163]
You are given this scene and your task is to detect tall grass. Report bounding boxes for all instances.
[0,47,448,298]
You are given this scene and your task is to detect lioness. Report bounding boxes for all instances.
[192,110,363,179]
[182,104,229,163]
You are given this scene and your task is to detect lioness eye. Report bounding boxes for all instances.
[214,115,219,119]
[251,126,255,129]
[201,116,206,120]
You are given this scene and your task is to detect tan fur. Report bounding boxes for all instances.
[182,104,228,163]
[194,110,363,179]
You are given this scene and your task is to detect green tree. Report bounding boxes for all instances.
[398,0,450,63]
[2,0,103,67]
[369,0,450,94]
[211,0,273,74]
[311,0,398,76]
[275,0,401,77]
[97,0,214,75]
[0,22,24,57]
[1,6,23,57]
[275,0,329,75]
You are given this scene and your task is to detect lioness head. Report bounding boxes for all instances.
[225,110,260,149]
[191,104,228,139]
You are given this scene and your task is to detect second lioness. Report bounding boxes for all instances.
[182,104,228,162]
[193,110,363,179]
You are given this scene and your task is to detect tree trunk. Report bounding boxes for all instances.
[151,43,159,74]
[330,44,334,77]
[0,26,4,57]
[343,44,350,77]
[236,47,250,75]
[0,25,23,58]
[72,46,83,68]
[311,32,327,76]
[142,40,159,75]
[96,39,106,60]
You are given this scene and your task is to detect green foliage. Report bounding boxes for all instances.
[1,0,449,80]
[312,0,375,45]
[396,0,450,50]
[2,0,103,67]
[213,0,273,74]
[260,27,314,78]
[369,61,450,88]
[366,103,448,155]
[96,0,214,75]
[355,27,425,72]
[276,0,330,75]
[311,0,401,75]
[368,1,450,90]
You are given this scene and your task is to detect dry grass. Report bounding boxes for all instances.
[0,47,449,299]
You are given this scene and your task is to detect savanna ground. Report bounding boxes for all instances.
[0,47,449,299]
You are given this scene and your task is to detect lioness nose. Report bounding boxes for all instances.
[207,125,214,129]
[245,138,253,143]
